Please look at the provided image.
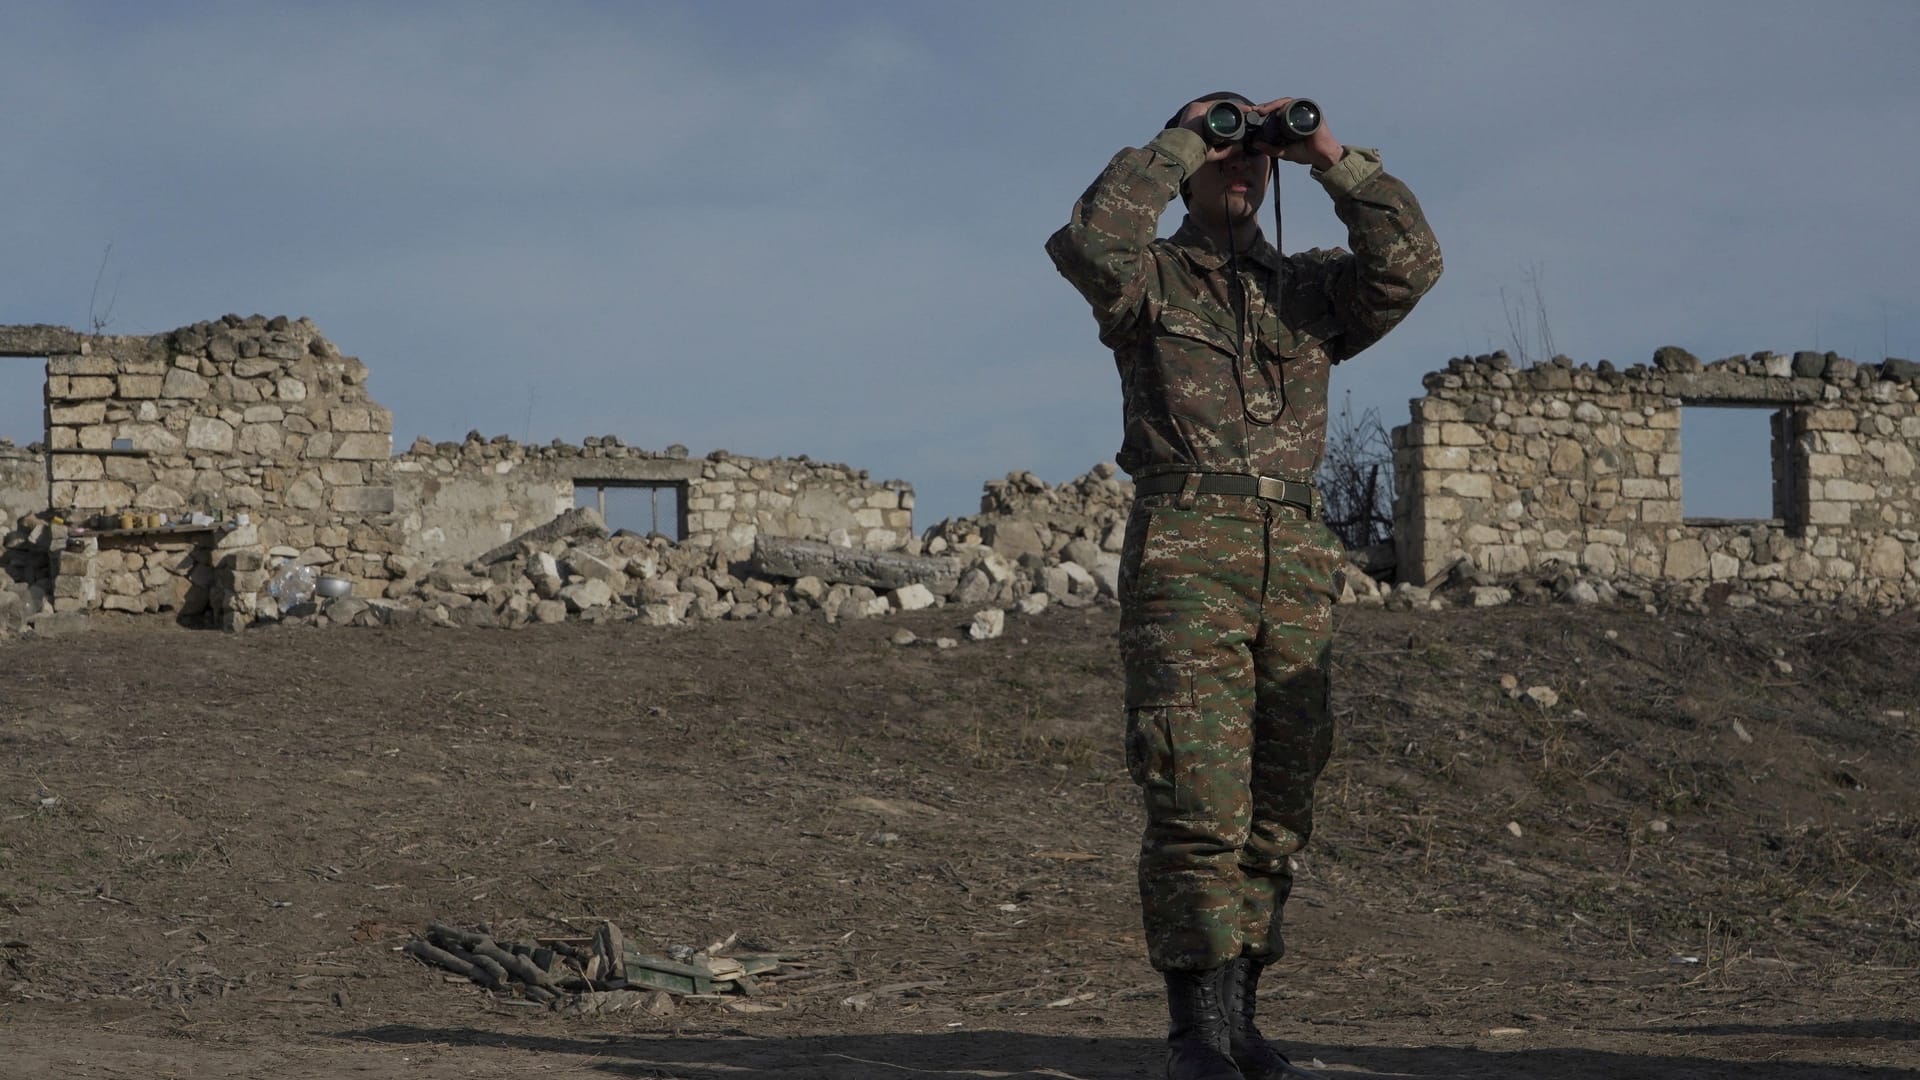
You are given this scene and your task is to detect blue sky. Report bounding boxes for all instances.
[2,1,1915,524]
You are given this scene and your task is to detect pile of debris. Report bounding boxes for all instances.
[264,485,1127,632]
[1347,554,1782,615]
[404,921,787,1015]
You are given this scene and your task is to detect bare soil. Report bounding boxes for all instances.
[1,603,1916,1078]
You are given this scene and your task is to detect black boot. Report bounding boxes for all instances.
[1222,957,1322,1080]
[1162,967,1245,1079]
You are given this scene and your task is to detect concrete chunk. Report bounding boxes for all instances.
[752,535,962,594]
[478,506,608,565]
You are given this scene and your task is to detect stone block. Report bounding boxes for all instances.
[1825,479,1876,501]
[1865,536,1907,580]
[1665,538,1709,580]
[186,417,235,453]
[162,368,210,398]
[70,480,134,509]
[1621,428,1671,452]
[332,433,391,460]
[1620,478,1669,499]
[320,462,365,486]
[1548,439,1584,474]
[1419,446,1471,470]
[330,407,373,432]
[285,471,325,510]
[1439,471,1492,498]
[237,423,284,456]
[1800,409,1857,432]
[1580,543,1617,576]
[50,401,107,425]
[107,459,158,486]
[330,486,397,513]
[50,455,104,481]
[982,520,1048,561]
[1439,423,1485,446]
[1807,502,1852,526]
[892,583,937,610]
[64,376,117,399]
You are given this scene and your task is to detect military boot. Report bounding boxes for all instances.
[1222,956,1322,1080]
[1162,967,1244,1079]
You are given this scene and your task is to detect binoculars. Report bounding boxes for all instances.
[1200,99,1322,149]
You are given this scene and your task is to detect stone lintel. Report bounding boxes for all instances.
[556,458,705,484]
[1665,373,1824,406]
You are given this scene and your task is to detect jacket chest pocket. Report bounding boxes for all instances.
[1155,305,1239,355]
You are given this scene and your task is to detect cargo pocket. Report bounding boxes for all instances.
[1123,662,1196,791]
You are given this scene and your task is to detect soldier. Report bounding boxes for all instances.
[1045,92,1441,1079]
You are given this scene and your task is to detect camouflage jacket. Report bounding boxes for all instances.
[1045,126,1442,483]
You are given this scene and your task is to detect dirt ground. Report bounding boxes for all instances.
[1,601,1916,1079]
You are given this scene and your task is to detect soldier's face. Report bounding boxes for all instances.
[1188,145,1269,229]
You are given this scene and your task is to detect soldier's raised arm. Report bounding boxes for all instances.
[1292,147,1444,361]
[1043,126,1209,343]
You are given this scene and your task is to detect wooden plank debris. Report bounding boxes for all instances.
[403,921,784,1010]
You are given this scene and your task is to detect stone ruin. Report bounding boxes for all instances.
[1391,347,1920,611]
[5,317,1918,638]
[0,317,1113,637]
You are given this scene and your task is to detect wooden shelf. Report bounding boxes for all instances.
[75,525,226,540]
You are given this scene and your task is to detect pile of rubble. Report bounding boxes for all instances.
[922,463,1132,562]
[1342,553,1783,615]
[261,490,1125,633]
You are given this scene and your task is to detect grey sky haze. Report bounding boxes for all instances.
[2,1,1914,525]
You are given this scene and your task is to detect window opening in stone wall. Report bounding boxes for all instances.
[1680,405,1787,522]
[575,481,684,541]
[0,359,46,448]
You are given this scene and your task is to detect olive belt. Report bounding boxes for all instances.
[1131,472,1317,516]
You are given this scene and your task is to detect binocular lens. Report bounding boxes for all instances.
[1284,100,1321,133]
[1204,101,1246,138]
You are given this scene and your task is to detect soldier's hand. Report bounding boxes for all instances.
[1176,100,1244,164]
[1247,97,1344,171]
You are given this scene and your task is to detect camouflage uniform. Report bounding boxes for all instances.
[1046,125,1441,973]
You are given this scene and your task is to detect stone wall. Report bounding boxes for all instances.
[394,433,915,564]
[0,444,44,536]
[1394,348,1920,607]
[4,316,403,623]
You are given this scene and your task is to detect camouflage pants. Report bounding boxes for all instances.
[1118,491,1341,972]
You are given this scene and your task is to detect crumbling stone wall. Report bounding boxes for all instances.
[394,433,915,564]
[1394,349,1920,607]
[0,444,44,538]
[923,463,1132,567]
[4,316,402,623]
